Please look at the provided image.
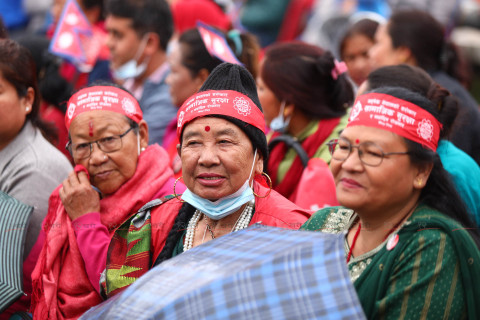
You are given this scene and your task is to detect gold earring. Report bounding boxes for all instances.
[173,177,185,202]
[417,178,423,187]
[253,172,273,198]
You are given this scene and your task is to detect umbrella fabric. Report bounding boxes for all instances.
[0,191,33,313]
[81,225,365,320]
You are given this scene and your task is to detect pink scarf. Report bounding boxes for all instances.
[31,145,174,319]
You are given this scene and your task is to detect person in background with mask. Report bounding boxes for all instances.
[105,0,177,146]
[31,84,183,319]
[257,42,354,204]
[101,63,311,299]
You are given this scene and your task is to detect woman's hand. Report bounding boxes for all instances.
[59,170,101,221]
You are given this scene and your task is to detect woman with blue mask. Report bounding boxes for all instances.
[256,42,354,204]
[100,63,312,299]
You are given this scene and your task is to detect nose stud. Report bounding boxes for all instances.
[104,155,107,160]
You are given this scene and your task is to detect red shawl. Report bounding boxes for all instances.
[31,145,174,320]
[267,118,340,201]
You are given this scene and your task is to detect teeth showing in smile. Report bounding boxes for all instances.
[202,177,221,180]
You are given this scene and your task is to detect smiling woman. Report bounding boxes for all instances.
[31,84,183,319]
[100,63,312,300]
[301,87,480,319]
[163,27,260,178]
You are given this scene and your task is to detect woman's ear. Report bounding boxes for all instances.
[413,162,434,189]
[177,143,182,157]
[23,87,35,114]
[195,68,210,89]
[254,151,264,175]
[283,102,295,119]
[138,120,149,149]
[396,46,415,65]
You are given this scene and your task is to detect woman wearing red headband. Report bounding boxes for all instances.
[164,26,260,178]
[99,63,311,300]
[301,86,480,319]
[31,84,182,319]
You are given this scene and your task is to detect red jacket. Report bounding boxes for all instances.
[151,181,312,263]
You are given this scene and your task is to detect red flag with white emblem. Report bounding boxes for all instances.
[197,21,242,65]
[49,0,100,72]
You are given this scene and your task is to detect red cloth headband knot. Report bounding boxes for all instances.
[65,86,143,129]
[177,90,265,139]
[347,93,442,151]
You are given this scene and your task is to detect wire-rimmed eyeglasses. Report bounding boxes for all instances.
[326,137,411,167]
[66,126,135,160]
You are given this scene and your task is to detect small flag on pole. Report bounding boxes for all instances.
[49,0,98,72]
[197,21,242,65]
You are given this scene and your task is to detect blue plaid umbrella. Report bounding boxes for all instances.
[0,191,33,313]
[81,225,365,320]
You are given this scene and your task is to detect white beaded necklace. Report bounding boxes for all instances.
[183,200,255,252]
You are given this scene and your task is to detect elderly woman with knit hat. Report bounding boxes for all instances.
[101,62,312,299]
[31,84,182,319]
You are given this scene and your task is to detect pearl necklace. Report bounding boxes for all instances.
[184,200,255,252]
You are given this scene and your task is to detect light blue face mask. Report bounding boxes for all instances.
[181,150,258,220]
[269,100,290,133]
[112,34,150,80]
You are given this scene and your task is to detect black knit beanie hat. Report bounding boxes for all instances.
[197,62,268,162]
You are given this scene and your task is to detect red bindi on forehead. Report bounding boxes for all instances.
[355,139,360,144]
[89,121,94,137]
[205,126,210,132]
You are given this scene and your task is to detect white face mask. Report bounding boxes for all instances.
[181,149,258,220]
[269,100,290,133]
[112,33,151,80]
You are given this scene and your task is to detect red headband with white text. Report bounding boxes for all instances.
[65,86,143,129]
[177,90,265,138]
[347,93,442,151]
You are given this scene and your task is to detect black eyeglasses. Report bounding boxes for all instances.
[66,127,135,160]
[326,137,410,167]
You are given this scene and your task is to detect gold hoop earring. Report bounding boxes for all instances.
[253,172,273,198]
[173,177,185,202]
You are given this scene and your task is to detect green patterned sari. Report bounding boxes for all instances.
[301,205,480,319]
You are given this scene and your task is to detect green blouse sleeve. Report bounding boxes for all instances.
[300,207,341,231]
[374,229,466,320]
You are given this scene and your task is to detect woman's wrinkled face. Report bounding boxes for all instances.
[369,24,405,69]
[342,33,375,86]
[330,125,421,215]
[166,42,204,107]
[68,111,148,195]
[179,117,263,201]
[256,74,282,127]
[0,73,32,151]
